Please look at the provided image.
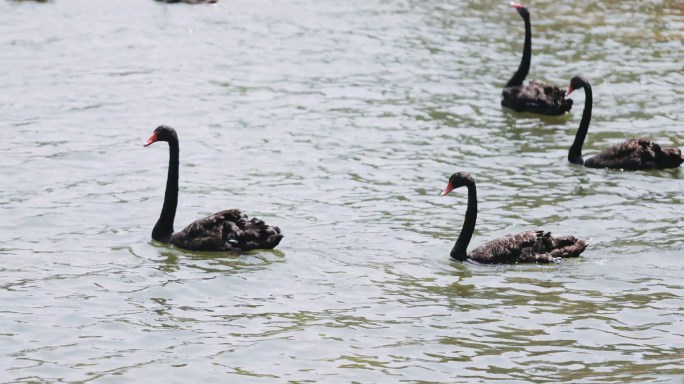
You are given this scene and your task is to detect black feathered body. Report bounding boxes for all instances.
[466,229,588,264]
[502,80,573,116]
[169,209,283,252]
[583,138,684,170]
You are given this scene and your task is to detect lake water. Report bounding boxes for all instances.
[2,0,684,382]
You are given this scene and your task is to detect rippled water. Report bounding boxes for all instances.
[2,0,684,382]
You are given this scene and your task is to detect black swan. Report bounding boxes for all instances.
[501,2,572,116]
[441,172,589,264]
[144,125,283,251]
[567,76,684,170]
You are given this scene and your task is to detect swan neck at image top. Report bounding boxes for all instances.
[506,12,531,88]
[152,138,179,243]
[451,179,477,261]
[568,83,592,165]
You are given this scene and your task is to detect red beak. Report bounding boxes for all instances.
[440,181,454,197]
[567,85,574,95]
[144,132,159,147]
[510,2,522,9]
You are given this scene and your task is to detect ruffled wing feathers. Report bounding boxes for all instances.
[170,209,283,252]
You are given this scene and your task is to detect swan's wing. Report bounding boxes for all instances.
[170,209,283,252]
[468,230,589,264]
[502,80,572,115]
[585,139,645,170]
[169,209,243,251]
[467,229,539,264]
[585,138,683,170]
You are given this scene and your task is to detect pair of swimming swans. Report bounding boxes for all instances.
[145,125,581,264]
[146,127,578,263]
[502,2,683,169]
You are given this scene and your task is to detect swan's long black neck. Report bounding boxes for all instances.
[152,139,179,243]
[568,84,592,165]
[506,13,531,88]
[450,180,477,261]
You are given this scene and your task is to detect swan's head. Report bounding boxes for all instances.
[440,172,475,197]
[510,2,529,18]
[567,76,589,96]
[144,125,178,147]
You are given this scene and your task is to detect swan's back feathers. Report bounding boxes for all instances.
[584,138,684,170]
[502,79,573,115]
[467,230,537,263]
[170,209,283,252]
[467,229,588,264]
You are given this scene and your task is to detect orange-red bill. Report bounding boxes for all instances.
[144,132,159,147]
[440,182,454,197]
[567,85,574,95]
[510,2,522,9]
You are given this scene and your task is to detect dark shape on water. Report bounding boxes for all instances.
[441,172,589,264]
[567,76,684,170]
[144,125,283,252]
[501,2,572,116]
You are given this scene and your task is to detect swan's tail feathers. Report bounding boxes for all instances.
[656,146,684,169]
[264,226,285,249]
[199,210,282,252]
[547,235,590,259]
[225,216,283,251]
